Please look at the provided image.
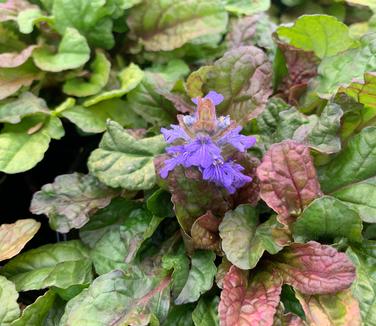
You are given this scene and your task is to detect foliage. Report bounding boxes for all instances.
[1,0,376,325]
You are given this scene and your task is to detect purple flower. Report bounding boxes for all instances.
[218,126,257,152]
[202,160,252,194]
[161,124,190,143]
[192,90,224,105]
[184,136,222,168]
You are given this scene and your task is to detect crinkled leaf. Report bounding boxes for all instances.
[88,120,165,190]
[32,28,90,72]
[191,211,221,251]
[79,197,143,248]
[313,33,376,98]
[227,14,275,58]
[332,176,376,223]
[175,250,216,305]
[219,266,282,326]
[293,103,343,154]
[62,99,146,133]
[126,72,177,127]
[10,290,56,326]
[83,63,144,107]
[257,140,322,224]
[30,173,118,233]
[293,196,363,244]
[224,0,270,15]
[0,276,20,326]
[346,241,376,325]
[0,240,92,292]
[0,115,64,173]
[52,0,114,49]
[204,46,272,125]
[276,42,318,105]
[273,241,356,295]
[59,269,170,326]
[0,92,49,124]
[127,0,228,51]
[319,127,376,193]
[0,219,40,261]
[219,205,282,270]
[0,60,40,100]
[295,289,361,326]
[16,8,53,34]
[192,296,219,326]
[63,51,111,97]
[276,15,355,59]
[273,309,305,326]
[186,66,213,98]
[0,45,36,68]
[90,207,163,275]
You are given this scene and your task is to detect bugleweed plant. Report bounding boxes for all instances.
[1,0,376,325]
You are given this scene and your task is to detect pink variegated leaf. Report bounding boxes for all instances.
[256,141,322,224]
[0,45,37,68]
[219,266,282,326]
[273,241,356,295]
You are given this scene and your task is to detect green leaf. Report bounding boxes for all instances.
[147,189,174,218]
[83,63,144,107]
[32,28,90,72]
[59,269,169,326]
[88,120,166,190]
[163,304,194,326]
[332,176,376,223]
[0,219,41,261]
[10,290,56,326]
[192,296,219,326]
[63,51,111,97]
[313,33,376,98]
[162,245,190,298]
[292,196,363,243]
[219,205,282,270]
[204,46,272,125]
[0,92,49,124]
[90,207,163,275]
[126,72,177,127]
[319,127,376,193]
[276,15,355,59]
[0,240,92,292]
[30,173,119,233]
[0,276,20,326]
[0,115,64,174]
[52,0,114,49]
[0,60,41,100]
[175,251,216,304]
[224,0,270,15]
[127,0,228,51]
[17,8,53,34]
[62,99,146,133]
[347,241,376,325]
[79,197,143,246]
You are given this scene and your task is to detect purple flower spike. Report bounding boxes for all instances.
[161,125,191,143]
[218,126,257,152]
[192,91,224,105]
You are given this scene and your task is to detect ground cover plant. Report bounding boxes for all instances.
[1,0,376,325]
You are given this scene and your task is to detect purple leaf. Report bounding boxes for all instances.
[257,140,322,224]
[219,266,282,326]
[273,241,356,295]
